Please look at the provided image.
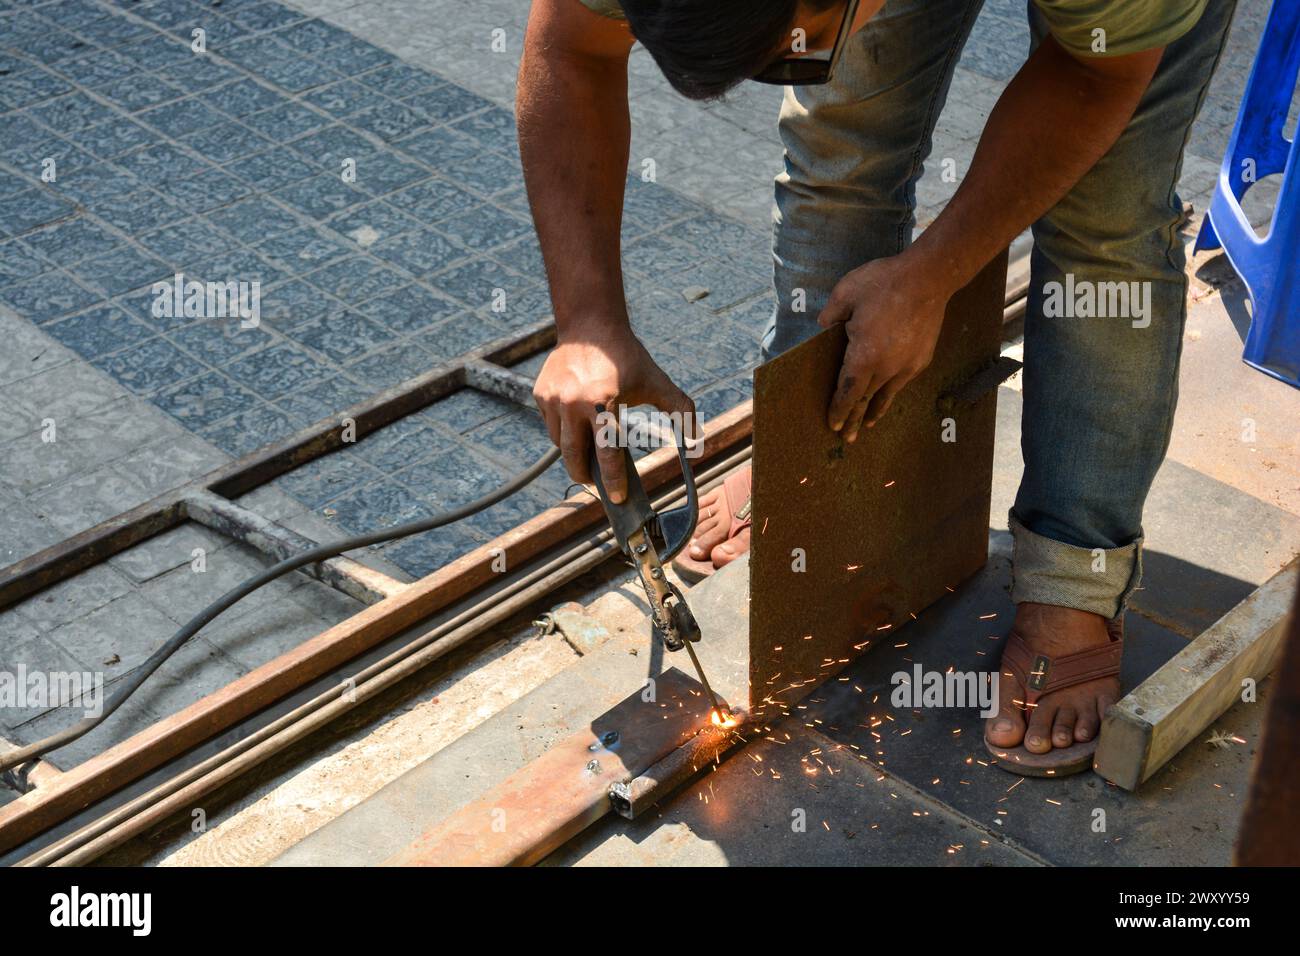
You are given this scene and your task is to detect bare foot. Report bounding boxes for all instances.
[686,468,752,569]
[985,603,1121,755]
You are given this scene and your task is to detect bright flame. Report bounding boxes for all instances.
[711,709,739,729]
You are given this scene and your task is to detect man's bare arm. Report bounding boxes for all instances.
[518,0,694,502]
[518,0,634,334]
[910,36,1163,301]
[819,37,1163,439]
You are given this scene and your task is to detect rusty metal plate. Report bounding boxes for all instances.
[748,252,1008,718]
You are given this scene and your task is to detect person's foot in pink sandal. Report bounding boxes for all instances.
[984,602,1123,776]
[671,466,752,582]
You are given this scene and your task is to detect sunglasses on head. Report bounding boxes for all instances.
[751,0,862,86]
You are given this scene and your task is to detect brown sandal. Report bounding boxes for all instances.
[984,619,1124,777]
[671,467,752,584]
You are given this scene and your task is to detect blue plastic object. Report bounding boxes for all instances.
[1195,0,1300,389]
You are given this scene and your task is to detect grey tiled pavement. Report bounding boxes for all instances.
[0,0,1295,769]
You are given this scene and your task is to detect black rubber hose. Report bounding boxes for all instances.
[0,446,562,774]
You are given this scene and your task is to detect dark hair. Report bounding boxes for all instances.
[620,0,831,101]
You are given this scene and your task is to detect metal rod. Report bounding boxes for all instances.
[384,669,710,867]
[463,359,537,407]
[682,640,724,719]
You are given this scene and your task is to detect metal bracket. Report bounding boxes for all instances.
[937,355,1023,414]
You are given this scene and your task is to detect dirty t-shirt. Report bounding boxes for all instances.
[575,0,1207,56]
[577,0,625,20]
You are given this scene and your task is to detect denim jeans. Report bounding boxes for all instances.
[761,0,1236,619]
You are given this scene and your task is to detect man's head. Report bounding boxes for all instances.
[620,0,856,101]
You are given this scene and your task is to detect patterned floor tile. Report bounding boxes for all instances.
[41,303,155,360]
[91,335,208,394]
[222,341,330,400]
[282,309,395,362]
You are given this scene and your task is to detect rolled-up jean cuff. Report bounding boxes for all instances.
[1008,512,1143,620]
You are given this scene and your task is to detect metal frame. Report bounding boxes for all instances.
[0,320,556,812]
[0,379,752,855]
[3,251,1036,617]
[16,443,754,866]
[0,320,556,612]
[1,240,1037,616]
